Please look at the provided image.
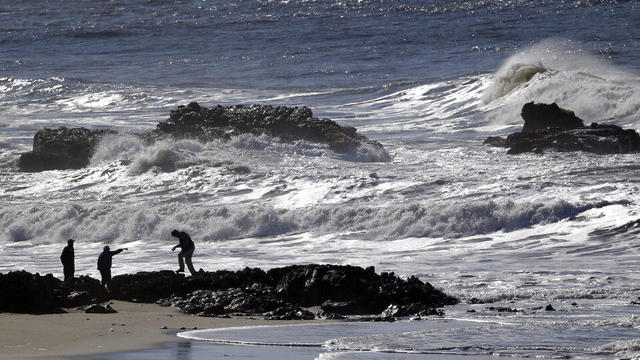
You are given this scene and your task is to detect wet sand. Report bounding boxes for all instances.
[0,300,326,359]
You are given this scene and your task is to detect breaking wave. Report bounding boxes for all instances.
[0,199,614,245]
[482,39,640,127]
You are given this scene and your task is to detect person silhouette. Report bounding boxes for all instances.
[60,239,75,283]
[171,230,196,275]
[97,246,127,288]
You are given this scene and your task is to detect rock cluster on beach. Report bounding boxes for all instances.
[18,102,385,172]
[484,102,640,154]
[0,265,457,320]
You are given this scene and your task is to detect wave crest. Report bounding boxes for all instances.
[0,199,608,245]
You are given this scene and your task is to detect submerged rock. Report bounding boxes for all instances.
[484,102,640,154]
[18,102,387,172]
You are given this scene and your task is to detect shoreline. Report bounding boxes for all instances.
[0,300,331,359]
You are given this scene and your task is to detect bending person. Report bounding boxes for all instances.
[97,246,127,288]
[171,229,196,275]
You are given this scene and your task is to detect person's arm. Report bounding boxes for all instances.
[110,248,127,256]
[172,243,181,251]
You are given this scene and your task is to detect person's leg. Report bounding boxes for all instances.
[105,269,112,288]
[185,248,196,275]
[177,250,185,272]
[100,270,107,286]
[64,267,73,283]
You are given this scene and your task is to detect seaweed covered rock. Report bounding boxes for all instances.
[19,127,116,172]
[153,102,384,154]
[484,102,640,154]
[0,271,62,314]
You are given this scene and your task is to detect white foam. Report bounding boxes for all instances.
[482,39,640,128]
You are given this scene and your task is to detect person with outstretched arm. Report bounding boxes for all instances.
[60,239,75,283]
[97,246,127,288]
[171,229,197,275]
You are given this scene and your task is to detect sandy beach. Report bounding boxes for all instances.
[0,301,326,359]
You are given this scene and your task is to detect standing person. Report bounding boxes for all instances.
[97,246,127,288]
[60,239,75,283]
[171,229,196,275]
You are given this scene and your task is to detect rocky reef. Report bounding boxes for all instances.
[0,265,457,320]
[18,102,385,172]
[484,102,640,154]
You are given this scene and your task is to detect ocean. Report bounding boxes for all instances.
[2,0,640,358]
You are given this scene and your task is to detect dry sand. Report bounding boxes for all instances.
[0,301,327,359]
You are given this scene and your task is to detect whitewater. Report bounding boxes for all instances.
[2,0,640,358]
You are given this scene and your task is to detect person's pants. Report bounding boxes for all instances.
[100,269,111,287]
[178,248,196,275]
[63,265,74,283]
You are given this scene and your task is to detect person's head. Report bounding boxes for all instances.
[68,239,75,246]
[171,229,179,238]
[103,246,110,252]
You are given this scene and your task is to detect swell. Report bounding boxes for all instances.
[0,199,618,245]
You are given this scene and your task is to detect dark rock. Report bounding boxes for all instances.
[110,267,271,303]
[1,265,456,317]
[19,127,116,172]
[268,264,457,314]
[545,304,555,311]
[0,271,63,314]
[520,102,584,133]
[264,305,315,320]
[315,310,347,320]
[19,103,388,172]
[57,275,108,307]
[168,286,286,316]
[486,306,519,313]
[484,102,640,155]
[380,303,443,320]
[469,297,485,304]
[153,103,384,155]
[84,303,117,314]
[110,271,186,303]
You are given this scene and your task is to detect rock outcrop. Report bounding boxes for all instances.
[133,264,457,318]
[153,102,383,154]
[484,102,640,154]
[18,102,386,172]
[19,127,116,172]
[0,271,62,314]
[0,265,456,320]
